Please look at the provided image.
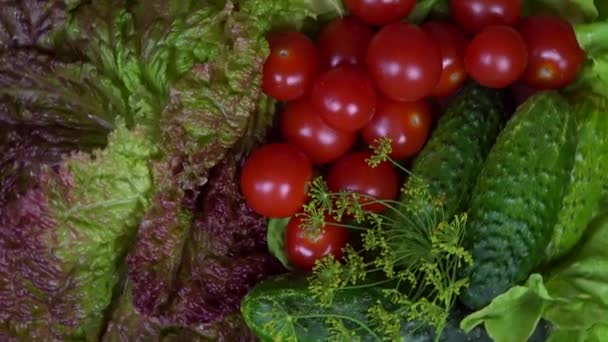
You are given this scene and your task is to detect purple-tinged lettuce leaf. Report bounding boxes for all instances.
[126,154,284,329]
[0,0,72,51]
[0,49,126,130]
[102,283,257,341]
[0,123,156,340]
[160,155,284,325]
[0,48,128,205]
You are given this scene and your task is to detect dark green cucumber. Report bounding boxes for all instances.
[407,83,505,217]
[240,275,550,341]
[547,93,608,260]
[461,91,578,310]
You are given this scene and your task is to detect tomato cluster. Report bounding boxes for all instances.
[242,0,586,271]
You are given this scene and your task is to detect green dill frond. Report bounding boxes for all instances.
[368,303,403,342]
[367,137,393,168]
[303,149,473,340]
[299,202,327,234]
[308,176,334,211]
[309,255,345,306]
[326,317,362,342]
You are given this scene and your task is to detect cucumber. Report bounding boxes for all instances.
[240,275,550,341]
[546,93,608,260]
[407,82,505,217]
[461,91,578,310]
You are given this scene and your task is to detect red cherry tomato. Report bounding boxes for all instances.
[311,66,377,132]
[344,0,417,26]
[262,31,320,101]
[518,15,586,90]
[361,98,432,160]
[240,143,313,218]
[327,151,400,213]
[285,214,349,271]
[450,0,522,33]
[280,99,357,164]
[317,17,374,69]
[465,25,528,88]
[422,21,470,97]
[366,23,442,102]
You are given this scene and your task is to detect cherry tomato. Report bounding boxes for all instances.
[317,16,374,69]
[422,21,470,97]
[311,66,377,132]
[517,15,586,90]
[327,151,400,213]
[240,143,313,218]
[366,23,442,102]
[280,99,357,164]
[465,25,528,88]
[262,31,320,101]
[344,0,417,26]
[450,0,522,33]
[285,214,349,271]
[361,98,432,160]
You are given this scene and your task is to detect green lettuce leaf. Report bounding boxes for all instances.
[407,0,450,24]
[56,0,229,128]
[523,0,599,23]
[461,211,608,341]
[267,217,293,270]
[0,122,156,340]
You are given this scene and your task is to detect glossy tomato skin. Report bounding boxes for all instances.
[366,23,442,102]
[280,99,357,164]
[518,15,585,90]
[327,151,400,213]
[318,16,374,69]
[422,20,470,97]
[262,31,320,101]
[451,0,522,33]
[361,98,432,160]
[344,0,417,26]
[311,66,377,132]
[465,25,528,89]
[285,215,349,271]
[240,143,313,218]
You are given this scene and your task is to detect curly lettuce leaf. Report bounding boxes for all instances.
[126,154,283,327]
[0,0,72,50]
[0,49,126,130]
[102,283,258,341]
[0,49,128,205]
[0,122,156,340]
[462,211,608,341]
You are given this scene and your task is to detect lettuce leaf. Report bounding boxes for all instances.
[522,0,600,23]
[0,0,344,340]
[0,0,72,51]
[101,283,258,341]
[0,49,127,205]
[0,122,156,340]
[123,154,283,333]
[461,211,608,341]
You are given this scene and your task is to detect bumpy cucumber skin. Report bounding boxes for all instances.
[547,94,608,260]
[410,83,505,217]
[461,92,578,310]
[240,275,549,342]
